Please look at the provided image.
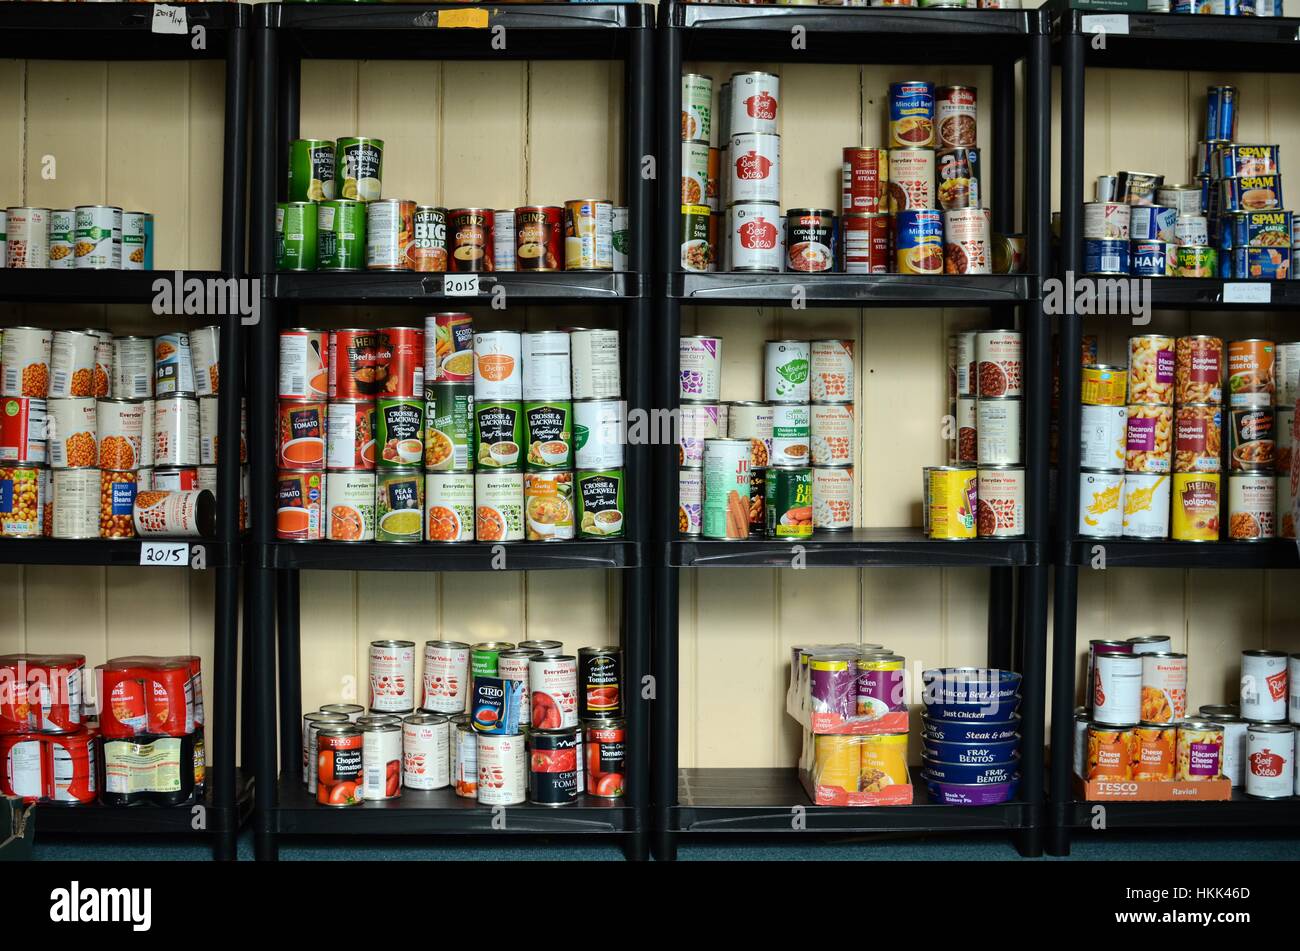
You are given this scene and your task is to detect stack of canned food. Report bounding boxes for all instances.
[921,668,1021,805]
[681,73,1023,275]
[679,337,855,538]
[277,318,625,543]
[307,639,626,808]
[1081,85,1296,279]
[278,136,628,273]
[1075,638,1297,799]
[680,0,1020,6]
[926,329,1026,540]
[0,653,207,808]
[0,325,243,540]
[1,206,153,271]
[1148,0,1284,12]
[1078,334,1296,542]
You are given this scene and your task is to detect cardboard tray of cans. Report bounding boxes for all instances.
[785,692,910,736]
[799,769,912,808]
[1077,777,1232,802]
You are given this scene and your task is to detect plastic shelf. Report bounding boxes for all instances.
[0,269,229,306]
[669,272,1032,307]
[0,2,244,60]
[672,528,1035,569]
[0,539,235,569]
[1068,791,1300,829]
[34,772,253,836]
[269,270,637,304]
[1068,538,1300,570]
[268,540,638,572]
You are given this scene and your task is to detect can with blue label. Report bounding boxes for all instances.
[889,80,935,148]
[1232,246,1291,281]
[1131,240,1170,278]
[1206,85,1237,142]
[101,469,137,539]
[1130,205,1177,244]
[1084,238,1129,275]
[1226,210,1292,251]
[895,209,944,274]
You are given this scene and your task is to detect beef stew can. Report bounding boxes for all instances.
[730,132,781,204]
[730,201,783,272]
[730,71,779,135]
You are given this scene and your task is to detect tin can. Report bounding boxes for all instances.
[728,401,773,468]
[681,204,713,272]
[810,340,853,403]
[1228,403,1275,472]
[1080,404,1127,470]
[424,383,473,472]
[842,147,888,214]
[1081,364,1127,407]
[73,205,122,270]
[422,641,470,714]
[1083,238,1129,275]
[1125,403,1173,473]
[575,468,624,538]
[1129,635,1173,655]
[449,716,477,798]
[679,468,702,535]
[1086,725,1134,781]
[1130,205,1177,244]
[765,340,811,403]
[521,331,571,402]
[1139,652,1188,723]
[1116,171,1164,207]
[585,719,626,799]
[46,398,96,470]
[322,470,373,542]
[376,467,423,542]
[527,727,580,807]
[943,207,991,274]
[473,330,522,402]
[1227,339,1274,407]
[423,472,474,543]
[955,396,977,463]
[747,467,766,537]
[729,201,782,272]
[770,403,810,466]
[1241,649,1288,722]
[498,649,541,727]
[810,402,853,467]
[1173,403,1220,475]
[153,333,194,398]
[1172,244,1216,277]
[1175,335,1222,404]
[928,466,977,540]
[976,465,1025,538]
[277,399,325,470]
[133,488,214,538]
[611,206,630,270]
[975,331,1022,399]
[89,332,112,398]
[563,199,613,271]
[889,80,935,147]
[1198,716,1245,786]
[315,724,363,806]
[841,212,890,274]
[301,711,347,786]
[976,398,1021,466]
[785,208,834,273]
[513,205,563,272]
[1130,239,1170,277]
[1093,651,1143,726]
[97,399,147,472]
[1082,202,1131,240]
[335,136,383,202]
[951,332,977,399]
[578,646,622,719]
[1130,724,1177,781]
[276,470,323,540]
[702,438,750,540]
[276,202,317,271]
[730,132,781,205]
[472,645,511,678]
[325,400,374,471]
[399,713,449,791]
[764,465,812,539]
[896,209,944,274]
[397,203,443,274]
[937,148,981,211]
[682,141,709,207]
[486,208,515,273]
[476,733,526,806]
[1228,471,1275,541]
[289,138,336,202]
[682,72,712,142]
[368,640,416,715]
[1290,654,1300,724]
[366,199,415,271]
[528,654,578,731]
[523,470,575,542]
[376,396,424,468]
[188,325,219,399]
[426,313,474,384]
[0,397,46,464]
[110,336,151,400]
[1171,472,1221,542]
[50,468,97,540]
[680,336,722,402]
[573,399,623,469]
[679,402,722,469]
[155,467,198,492]
[1076,472,1128,537]
[358,719,402,802]
[5,208,49,269]
[730,71,779,135]
[933,84,977,149]
[1122,473,1170,538]
[887,147,935,213]
[1245,724,1293,799]
[472,400,523,471]
[474,471,524,542]
[1176,721,1225,781]
[48,330,97,400]
[154,396,199,467]
[570,329,621,400]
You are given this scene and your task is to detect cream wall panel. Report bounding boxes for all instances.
[299,571,358,712]
[0,61,23,208]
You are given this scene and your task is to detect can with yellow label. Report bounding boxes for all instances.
[928,465,977,540]
[812,734,858,794]
[1082,363,1128,406]
[859,732,910,792]
[1171,471,1220,542]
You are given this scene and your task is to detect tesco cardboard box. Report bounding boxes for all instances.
[1078,778,1233,801]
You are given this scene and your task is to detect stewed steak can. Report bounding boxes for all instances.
[842,147,888,214]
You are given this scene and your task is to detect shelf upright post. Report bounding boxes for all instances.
[1048,12,1087,858]
[210,11,251,863]
[651,0,683,862]
[250,2,282,862]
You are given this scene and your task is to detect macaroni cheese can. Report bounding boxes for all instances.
[402,713,450,791]
[1076,472,1128,537]
[423,641,471,714]
[1122,473,1170,539]
[1093,651,1142,726]
[425,472,474,543]
[1080,404,1127,470]
[1176,721,1224,781]
[1171,472,1220,542]
[1245,723,1294,799]
[928,466,977,540]
[1228,472,1274,541]
[1125,403,1173,473]
[1128,335,1175,405]
[1131,724,1177,781]
[1140,652,1188,723]
[326,470,375,542]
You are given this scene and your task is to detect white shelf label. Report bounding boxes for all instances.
[151,5,188,35]
[1081,14,1129,35]
[443,274,480,297]
[1223,283,1271,304]
[139,541,188,567]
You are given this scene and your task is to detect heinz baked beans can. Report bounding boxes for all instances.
[425,472,474,542]
[423,641,470,713]
[730,201,782,272]
[326,470,374,542]
[928,466,977,540]
[1228,471,1274,541]
[474,470,524,542]
[402,713,450,791]
[702,438,750,540]
[1171,472,1220,542]
[1079,469,1125,538]
[765,340,811,403]
[730,71,779,135]
[563,199,612,271]
[1122,473,1170,538]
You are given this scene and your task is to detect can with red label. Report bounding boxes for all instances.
[448,208,495,273]
[1245,723,1294,798]
[841,212,890,274]
[329,329,381,400]
[1228,404,1275,472]
[578,646,622,719]
[423,640,470,714]
[377,326,422,399]
[730,71,779,135]
[842,147,888,215]
[316,724,363,806]
[50,728,98,805]
[529,654,579,730]
[936,85,978,149]
[276,469,324,541]
[153,396,199,467]
[514,205,563,272]
[411,205,448,273]
[0,397,46,463]
[1240,649,1288,723]
[729,201,783,272]
[278,399,326,470]
[585,718,626,799]
[279,328,329,400]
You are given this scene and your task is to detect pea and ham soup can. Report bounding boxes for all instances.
[702,439,751,540]
[377,468,423,542]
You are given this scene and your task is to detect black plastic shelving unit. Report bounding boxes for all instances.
[652,3,1053,859]
[1050,10,1300,857]
[0,2,251,861]
[248,3,653,861]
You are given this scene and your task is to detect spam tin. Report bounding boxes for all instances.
[922,738,1019,764]
[1131,240,1171,277]
[1219,175,1283,213]
[1217,144,1280,179]
[1224,210,1293,250]
[919,752,1019,785]
[920,714,1021,744]
[470,675,525,734]
[1233,246,1291,281]
[926,776,1019,805]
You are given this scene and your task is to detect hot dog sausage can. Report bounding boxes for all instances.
[765,465,812,540]
[702,438,751,540]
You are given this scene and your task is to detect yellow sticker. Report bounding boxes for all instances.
[437,9,489,28]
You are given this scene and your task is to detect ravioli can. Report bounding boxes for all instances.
[1122,473,1171,539]
[1086,725,1134,781]
[424,471,474,543]
[1079,469,1125,538]
[376,467,423,542]
[1131,724,1177,781]
[1228,472,1274,541]
[474,471,524,542]
[928,466,977,540]
[1171,472,1220,542]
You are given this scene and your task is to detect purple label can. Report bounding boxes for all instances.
[808,653,856,719]
[856,653,906,720]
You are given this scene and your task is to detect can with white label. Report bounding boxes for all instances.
[770,403,810,467]
[1290,653,1300,725]
[521,331,571,401]
[730,201,783,272]
[402,712,450,791]
[473,331,523,402]
[812,465,853,531]
[976,398,1022,465]
[113,337,154,400]
[765,340,811,403]
[680,336,722,402]
[51,468,98,539]
[1080,404,1127,471]
[360,719,402,801]
[1245,723,1294,799]
[48,330,98,400]
[153,396,200,467]
[1092,651,1142,726]
[573,399,623,469]
[74,205,122,270]
[46,398,97,469]
[1122,473,1170,539]
[810,402,853,467]
[189,325,220,398]
[369,639,417,715]
[729,132,781,203]
[569,328,621,400]
[679,468,702,535]
[1079,469,1125,538]
[422,640,470,714]
[1241,649,1289,723]
[810,340,854,403]
[493,208,516,272]
[679,402,722,469]
[475,733,527,806]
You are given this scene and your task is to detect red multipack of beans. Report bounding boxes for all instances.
[0,727,99,804]
[96,655,199,739]
[0,653,86,734]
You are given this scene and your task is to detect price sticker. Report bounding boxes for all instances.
[443,274,480,297]
[139,541,188,567]
[151,5,188,35]
[1081,15,1128,36]
[1222,283,1271,304]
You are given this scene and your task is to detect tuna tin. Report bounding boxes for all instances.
[576,468,624,538]
[474,471,524,542]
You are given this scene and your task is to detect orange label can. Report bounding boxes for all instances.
[1131,724,1176,781]
[278,399,326,469]
[1086,725,1134,781]
[276,469,323,541]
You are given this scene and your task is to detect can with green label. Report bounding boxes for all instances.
[475,400,524,470]
[376,397,424,468]
[376,467,423,542]
[764,465,813,539]
[317,199,366,271]
[336,136,384,202]
[524,400,572,470]
[471,641,516,678]
[276,201,318,271]
[288,138,336,202]
[576,468,625,538]
[424,382,474,472]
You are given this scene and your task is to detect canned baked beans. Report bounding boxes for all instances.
[1228,471,1275,541]
[1122,473,1170,538]
[2,327,52,397]
[1140,652,1188,722]
[49,330,98,399]
[51,468,98,539]
[153,333,194,398]
[112,336,152,400]
[96,399,146,470]
[1176,721,1224,781]
[0,465,43,537]
[366,199,416,271]
[188,325,219,398]
[727,401,772,468]
[98,469,136,539]
[1082,363,1127,406]
[276,469,324,541]
[1176,335,1223,404]
[842,147,888,214]
[1132,724,1176,781]
[46,399,96,469]
[1171,472,1220,542]
[133,488,215,538]
[1227,338,1274,406]
[841,212,890,273]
